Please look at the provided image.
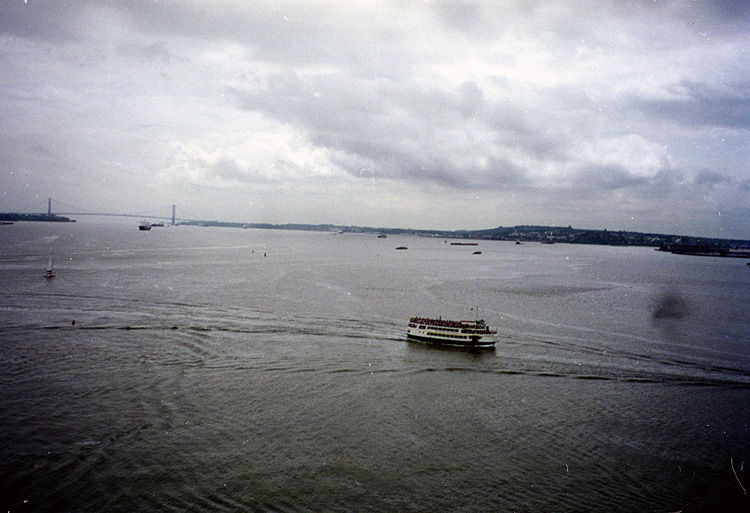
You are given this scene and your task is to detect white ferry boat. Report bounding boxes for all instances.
[407,316,497,348]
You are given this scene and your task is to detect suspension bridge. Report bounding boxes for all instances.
[1,198,202,224]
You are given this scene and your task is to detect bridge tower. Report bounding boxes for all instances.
[172,204,176,225]
[48,197,52,216]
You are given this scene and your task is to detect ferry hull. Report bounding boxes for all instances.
[406,330,496,349]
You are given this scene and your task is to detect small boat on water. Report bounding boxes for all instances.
[407,316,497,348]
[139,220,152,231]
[44,251,55,279]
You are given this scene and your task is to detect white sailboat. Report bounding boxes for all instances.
[44,250,55,279]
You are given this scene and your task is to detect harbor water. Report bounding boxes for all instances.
[1,221,749,512]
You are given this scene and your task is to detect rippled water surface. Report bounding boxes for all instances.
[1,221,749,512]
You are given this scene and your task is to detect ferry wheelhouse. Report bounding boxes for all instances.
[407,316,497,348]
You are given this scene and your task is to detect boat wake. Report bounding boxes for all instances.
[2,290,749,389]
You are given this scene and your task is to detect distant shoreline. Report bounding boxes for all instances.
[3,212,747,254]
[0,213,75,223]
[175,220,750,253]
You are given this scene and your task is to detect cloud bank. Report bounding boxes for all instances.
[1,0,748,237]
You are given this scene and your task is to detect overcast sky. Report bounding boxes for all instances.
[1,1,748,238]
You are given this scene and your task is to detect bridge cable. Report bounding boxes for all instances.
[13,199,50,213]
[51,198,98,213]
[174,206,203,221]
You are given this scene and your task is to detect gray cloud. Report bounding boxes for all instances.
[573,164,650,190]
[0,0,748,237]
[693,169,730,187]
[631,81,750,129]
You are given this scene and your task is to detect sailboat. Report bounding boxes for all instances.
[44,250,55,279]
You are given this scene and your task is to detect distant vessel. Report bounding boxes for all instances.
[44,251,55,279]
[396,246,408,250]
[378,234,387,238]
[139,220,152,231]
[407,316,496,348]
